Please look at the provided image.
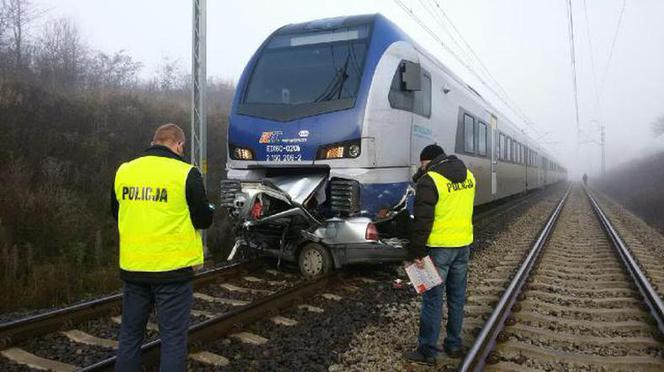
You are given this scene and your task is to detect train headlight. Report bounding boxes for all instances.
[347,144,361,158]
[229,144,255,160]
[323,145,345,159]
[316,140,361,160]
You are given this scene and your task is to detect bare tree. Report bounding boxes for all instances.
[34,17,87,90]
[653,115,664,137]
[0,0,8,44]
[5,0,40,71]
[87,50,142,89]
[156,56,184,92]
[0,0,10,75]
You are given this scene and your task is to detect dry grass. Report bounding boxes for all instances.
[595,152,664,234]
[1,244,120,313]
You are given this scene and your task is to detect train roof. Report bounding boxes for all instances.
[274,14,377,35]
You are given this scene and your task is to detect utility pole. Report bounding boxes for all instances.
[192,0,207,182]
[600,125,606,176]
[192,0,208,253]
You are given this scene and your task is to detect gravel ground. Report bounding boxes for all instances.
[19,333,115,367]
[180,184,567,372]
[188,270,414,372]
[331,185,568,371]
[489,187,664,371]
[0,186,578,371]
[0,357,35,372]
[594,191,664,299]
[0,261,302,370]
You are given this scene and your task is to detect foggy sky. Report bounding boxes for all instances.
[34,0,664,178]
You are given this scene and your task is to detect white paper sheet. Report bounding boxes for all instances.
[405,256,443,294]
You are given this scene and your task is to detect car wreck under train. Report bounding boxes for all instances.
[220,14,566,277]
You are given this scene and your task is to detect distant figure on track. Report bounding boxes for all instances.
[405,144,476,365]
[111,123,214,371]
[583,173,588,186]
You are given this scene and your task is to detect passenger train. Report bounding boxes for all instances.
[221,14,566,277]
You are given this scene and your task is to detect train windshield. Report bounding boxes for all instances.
[239,25,370,121]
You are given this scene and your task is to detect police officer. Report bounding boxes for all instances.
[111,123,214,371]
[405,144,475,365]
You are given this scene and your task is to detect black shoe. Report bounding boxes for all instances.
[445,346,466,359]
[403,350,435,365]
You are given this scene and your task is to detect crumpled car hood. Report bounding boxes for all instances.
[268,174,327,205]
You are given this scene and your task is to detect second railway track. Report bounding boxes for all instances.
[461,186,664,371]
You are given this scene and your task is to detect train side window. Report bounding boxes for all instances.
[414,72,431,117]
[478,122,487,156]
[497,132,503,160]
[506,137,512,161]
[389,62,415,112]
[515,142,519,163]
[389,62,430,118]
[501,134,507,160]
[512,139,516,162]
[464,114,475,153]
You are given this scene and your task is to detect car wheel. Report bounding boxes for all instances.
[298,243,332,279]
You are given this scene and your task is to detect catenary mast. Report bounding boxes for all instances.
[192,0,207,251]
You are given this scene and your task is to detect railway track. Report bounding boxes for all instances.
[0,261,310,371]
[460,186,664,371]
[0,184,563,371]
[0,261,252,350]
[0,259,387,371]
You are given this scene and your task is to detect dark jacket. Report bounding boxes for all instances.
[409,154,469,260]
[111,145,214,283]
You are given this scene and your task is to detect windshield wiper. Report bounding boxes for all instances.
[314,53,350,103]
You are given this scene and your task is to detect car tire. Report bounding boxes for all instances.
[298,243,332,279]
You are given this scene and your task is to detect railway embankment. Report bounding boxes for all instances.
[595,151,664,234]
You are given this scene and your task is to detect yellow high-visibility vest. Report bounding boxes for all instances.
[114,156,203,272]
[425,169,475,248]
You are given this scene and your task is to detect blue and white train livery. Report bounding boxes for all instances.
[222,14,566,277]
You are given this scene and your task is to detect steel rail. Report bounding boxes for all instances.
[459,185,571,371]
[0,260,251,349]
[79,276,330,371]
[586,188,664,336]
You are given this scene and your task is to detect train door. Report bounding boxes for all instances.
[490,114,498,199]
[409,68,433,167]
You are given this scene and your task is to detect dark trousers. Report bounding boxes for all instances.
[115,280,193,372]
[418,246,470,357]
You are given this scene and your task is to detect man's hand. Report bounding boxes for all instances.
[414,258,425,269]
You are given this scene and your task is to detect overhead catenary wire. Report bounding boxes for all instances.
[600,0,626,101]
[583,0,601,117]
[392,0,547,141]
[416,0,474,66]
[566,0,581,141]
[425,0,538,133]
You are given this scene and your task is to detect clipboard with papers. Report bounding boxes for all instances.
[405,255,443,294]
